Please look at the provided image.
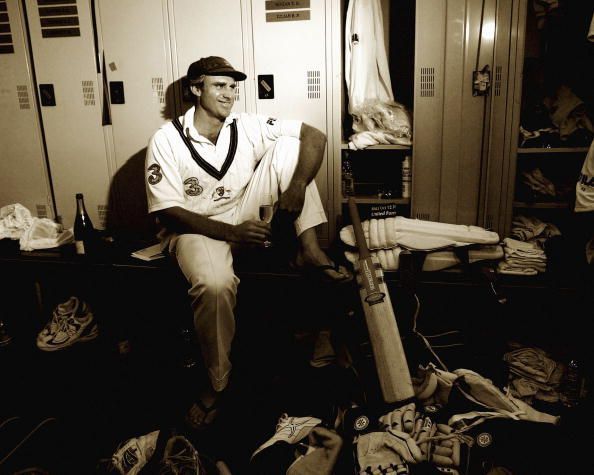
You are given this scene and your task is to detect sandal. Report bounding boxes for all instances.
[184,398,219,431]
[299,261,354,285]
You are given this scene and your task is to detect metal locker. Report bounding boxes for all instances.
[0,0,54,218]
[412,0,447,222]
[168,0,249,116]
[441,0,498,226]
[249,0,332,243]
[414,0,506,227]
[480,0,525,235]
[24,0,111,229]
[95,0,173,237]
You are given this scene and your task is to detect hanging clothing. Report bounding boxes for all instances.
[575,139,594,212]
[345,0,393,113]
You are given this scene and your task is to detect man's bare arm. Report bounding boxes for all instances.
[279,123,327,214]
[154,206,270,245]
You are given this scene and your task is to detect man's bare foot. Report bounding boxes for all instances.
[185,386,219,430]
[294,229,353,283]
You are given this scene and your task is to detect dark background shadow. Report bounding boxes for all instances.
[105,78,192,245]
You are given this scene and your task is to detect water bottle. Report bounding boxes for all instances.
[342,156,355,197]
[401,155,412,199]
[562,359,582,408]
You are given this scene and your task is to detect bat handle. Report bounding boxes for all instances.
[348,197,371,259]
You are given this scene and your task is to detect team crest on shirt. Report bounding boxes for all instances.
[184,177,203,196]
[147,164,162,185]
[212,186,231,202]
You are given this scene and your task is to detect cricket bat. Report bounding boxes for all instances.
[348,197,414,404]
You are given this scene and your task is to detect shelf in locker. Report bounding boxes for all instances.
[512,201,571,209]
[341,142,411,150]
[517,147,589,155]
[341,196,410,205]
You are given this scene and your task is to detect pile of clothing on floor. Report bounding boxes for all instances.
[502,343,568,406]
[248,361,560,475]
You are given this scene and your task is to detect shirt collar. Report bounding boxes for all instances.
[182,106,237,143]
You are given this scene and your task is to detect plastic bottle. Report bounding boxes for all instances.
[401,155,412,199]
[342,156,355,197]
[73,193,95,255]
[563,359,582,408]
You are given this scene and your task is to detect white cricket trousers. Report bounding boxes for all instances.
[168,137,327,392]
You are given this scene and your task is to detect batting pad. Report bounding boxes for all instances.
[340,216,500,250]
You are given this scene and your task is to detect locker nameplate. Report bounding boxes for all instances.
[265,0,310,10]
[41,16,79,27]
[38,5,77,17]
[37,0,76,5]
[266,10,310,22]
[0,44,13,54]
[41,27,80,38]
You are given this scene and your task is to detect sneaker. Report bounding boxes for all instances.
[37,296,99,351]
[251,413,322,459]
[111,430,160,475]
[160,435,204,475]
[36,297,75,343]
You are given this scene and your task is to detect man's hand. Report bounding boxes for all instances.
[278,181,307,217]
[229,219,271,245]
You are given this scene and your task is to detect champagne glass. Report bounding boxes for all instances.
[259,194,274,248]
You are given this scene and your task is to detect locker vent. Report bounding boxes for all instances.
[494,66,502,97]
[151,77,165,104]
[0,1,15,54]
[416,212,431,220]
[17,85,31,109]
[36,204,48,218]
[81,80,95,106]
[419,67,435,97]
[234,87,240,102]
[37,0,80,38]
[307,70,321,99]
[485,214,494,231]
[97,204,108,228]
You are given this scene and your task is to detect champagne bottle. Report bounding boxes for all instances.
[73,193,95,255]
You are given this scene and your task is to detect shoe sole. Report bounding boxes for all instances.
[37,323,99,352]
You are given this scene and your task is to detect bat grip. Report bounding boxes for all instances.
[348,197,370,258]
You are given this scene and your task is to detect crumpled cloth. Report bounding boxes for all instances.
[0,203,73,251]
[502,345,564,403]
[544,85,594,140]
[348,99,413,149]
[0,203,34,239]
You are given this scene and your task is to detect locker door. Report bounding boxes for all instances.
[24,0,111,229]
[168,0,248,115]
[96,0,172,237]
[250,1,330,241]
[0,0,53,218]
[482,0,526,235]
[97,0,172,172]
[412,0,446,222]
